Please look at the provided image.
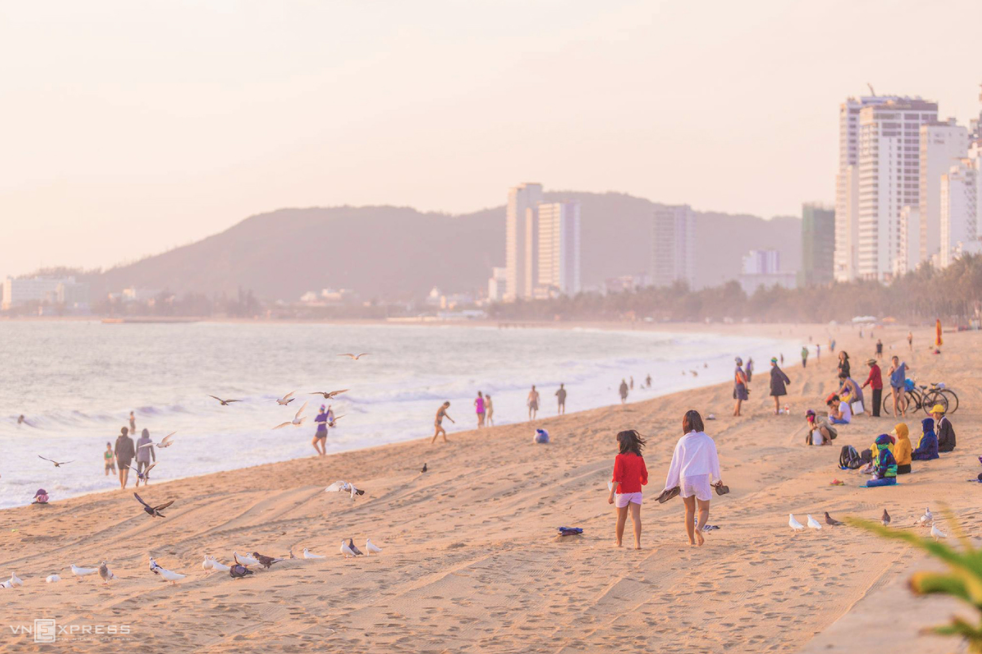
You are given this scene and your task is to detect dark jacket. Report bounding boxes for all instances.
[937,417,956,453]
[769,366,791,397]
[911,418,939,461]
[114,435,135,466]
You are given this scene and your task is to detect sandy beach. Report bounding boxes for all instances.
[1,323,978,653]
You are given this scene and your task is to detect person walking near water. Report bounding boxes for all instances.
[484,395,494,426]
[313,405,329,455]
[103,442,116,477]
[630,376,635,390]
[619,379,629,405]
[431,401,454,444]
[527,386,540,421]
[663,410,724,547]
[474,391,486,429]
[745,358,754,383]
[801,346,808,368]
[556,384,567,415]
[768,358,790,415]
[129,411,136,436]
[732,358,748,417]
[135,428,155,486]
[607,429,648,550]
[114,427,135,489]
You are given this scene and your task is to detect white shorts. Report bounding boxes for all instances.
[615,492,643,508]
[681,475,713,502]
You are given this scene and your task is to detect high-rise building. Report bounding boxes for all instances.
[487,267,508,302]
[896,206,921,275]
[857,97,938,281]
[650,205,695,287]
[1,276,88,310]
[800,203,835,286]
[504,182,543,301]
[919,120,968,264]
[835,95,900,282]
[534,201,581,297]
[939,158,979,268]
[738,250,796,294]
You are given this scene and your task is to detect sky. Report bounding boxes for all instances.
[2,0,982,278]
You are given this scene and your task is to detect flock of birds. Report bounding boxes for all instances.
[788,507,948,540]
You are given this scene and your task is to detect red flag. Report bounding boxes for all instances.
[936,318,943,347]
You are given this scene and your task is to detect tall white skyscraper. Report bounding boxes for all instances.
[534,201,581,296]
[939,158,980,268]
[895,205,920,275]
[919,120,968,263]
[835,95,899,282]
[857,97,938,281]
[650,205,695,287]
[505,182,543,301]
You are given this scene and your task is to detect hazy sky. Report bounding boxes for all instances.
[2,0,982,278]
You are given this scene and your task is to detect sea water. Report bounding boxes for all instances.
[0,321,797,508]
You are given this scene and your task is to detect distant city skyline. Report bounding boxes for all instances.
[4,1,982,280]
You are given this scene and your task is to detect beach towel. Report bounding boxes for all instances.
[558,527,583,537]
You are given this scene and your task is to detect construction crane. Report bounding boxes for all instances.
[867,83,876,97]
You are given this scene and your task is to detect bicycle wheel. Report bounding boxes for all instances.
[941,389,959,414]
[882,390,894,416]
[907,389,923,414]
[922,390,947,414]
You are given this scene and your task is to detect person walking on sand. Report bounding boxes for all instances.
[816,343,821,360]
[432,401,454,444]
[484,395,494,426]
[645,374,652,389]
[862,358,883,417]
[732,358,748,417]
[768,358,791,415]
[474,391,486,429]
[619,379,629,405]
[745,358,754,383]
[630,376,635,390]
[556,383,567,415]
[800,346,808,368]
[876,338,883,360]
[663,410,724,547]
[837,351,851,380]
[135,428,155,486]
[129,411,136,436]
[114,427,135,489]
[607,429,648,550]
[312,405,329,456]
[907,331,913,352]
[527,386,540,421]
[103,442,116,476]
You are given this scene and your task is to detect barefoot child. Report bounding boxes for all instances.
[663,410,724,546]
[607,429,648,549]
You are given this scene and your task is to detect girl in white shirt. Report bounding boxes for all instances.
[663,410,724,546]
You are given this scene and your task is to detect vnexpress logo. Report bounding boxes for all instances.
[34,619,56,643]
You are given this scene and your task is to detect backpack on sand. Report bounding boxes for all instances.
[839,445,862,469]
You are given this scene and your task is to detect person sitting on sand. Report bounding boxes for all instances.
[891,423,912,474]
[768,357,790,415]
[805,410,834,446]
[663,410,724,547]
[103,442,116,476]
[864,434,897,487]
[933,405,956,453]
[827,394,852,425]
[431,401,454,444]
[837,374,864,414]
[732,358,748,417]
[607,429,648,550]
[911,417,939,461]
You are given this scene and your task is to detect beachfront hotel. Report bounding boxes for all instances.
[533,201,582,297]
[504,182,543,301]
[800,202,835,286]
[649,204,695,287]
[939,157,980,268]
[919,119,969,263]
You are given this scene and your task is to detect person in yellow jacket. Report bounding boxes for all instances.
[891,423,912,474]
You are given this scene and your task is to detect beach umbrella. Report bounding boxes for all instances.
[936,318,943,347]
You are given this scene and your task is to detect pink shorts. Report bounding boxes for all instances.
[615,492,643,508]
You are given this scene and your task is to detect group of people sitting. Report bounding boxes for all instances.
[855,405,956,487]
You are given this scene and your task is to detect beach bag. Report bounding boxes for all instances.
[851,401,864,415]
[839,445,862,469]
[534,429,549,444]
[904,379,915,392]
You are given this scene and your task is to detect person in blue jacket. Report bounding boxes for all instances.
[865,434,898,487]
[911,417,940,461]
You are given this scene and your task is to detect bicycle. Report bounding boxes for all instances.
[882,385,923,417]
[920,382,959,415]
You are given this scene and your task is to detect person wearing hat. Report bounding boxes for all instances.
[933,404,956,453]
[732,357,748,417]
[864,434,898,487]
[861,358,883,417]
[827,394,852,425]
[805,409,834,446]
[768,357,790,415]
[891,423,912,474]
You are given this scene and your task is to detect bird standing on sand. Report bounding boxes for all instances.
[420,463,427,473]
[338,353,369,360]
[824,512,843,526]
[9,573,23,587]
[71,564,99,580]
[310,389,348,400]
[140,433,176,450]
[931,524,948,541]
[134,492,173,518]
[234,552,260,566]
[806,515,822,530]
[38,456,73,467]
[202,556,230,573]
[325,481,366,500]
[99,562,115,584]
[366,539,382,556]
[916,508,933,527]
[303,548,324,559]
[208,395,240,406]
[251,552,282,569]
[881,509,891,527]
[340,540,359,558]
[46,575,60,583]
[273,402,308,430]
[149,558,185,584]
[788,514,804,533]
[230,555,253,579]
[346,539,364,556]
[276,391,296,406]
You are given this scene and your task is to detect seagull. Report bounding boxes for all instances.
[251,552,283,569]
[824,512,843,526]
[208,395,240,406]
[0,581,12,589]
[325,481,366,500]
[71,564,99,580]
[230,555,253,579]
[309,389,348,400]
[233,552,260,567]
[302,548,324,560]
[9,573,23,587]
[273,402,308,430]
[38,455,73,467]
[202,556,213,571]
[931,524,948,541]
[338,353,369,360]
[46,575,60,583]
[99,562,115,584]
[916,508,934,527]
[328,414,346,427]
[203,556,230,573]
[276,391,296,406]
[289,548,297,560]
[366,539,382,555]
[340,540,358,558]
[881,509,891,527]
[134,492,173,518]
[127,463,156,486]
[689,370,698,377]
[789,514,805,533]
[346,539,364,556]
[149,557,185,584]
[140,432,176,450]
[420,463,427,473]
[807,515,822,530]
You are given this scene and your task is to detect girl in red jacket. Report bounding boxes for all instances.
[607,429,648,549]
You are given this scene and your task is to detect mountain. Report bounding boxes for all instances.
[90,193,801,301]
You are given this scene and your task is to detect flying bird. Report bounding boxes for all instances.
[251,552,282,569]
[806,515,822,530]
[366,539,382,555]
[340,540,359,558]
[346,539,364,556]
[788,514,804,533]
[276,391,296,406]
[149,557,185,584]
[46,575,60,583]
[931,524,948,541]
[916,508,934,527]
[38,455,73,467]
[881,509,891,527]
[233,552,260,567]
[273,402,308,430]
[99,562,115,584]
[302,548,324,559]
[71,564,99,579]
[338,353,369,360]
[309,390,348,400]
[230,555,253,579]
[325,480,365,500]
[140,432,176,449]
[134,492,173,518]
[208,395,240,406]
[127,463,156,486]
[824,512,843,526]
[328,414,346,427]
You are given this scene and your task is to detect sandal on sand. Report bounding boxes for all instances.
[657,487,681,503]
